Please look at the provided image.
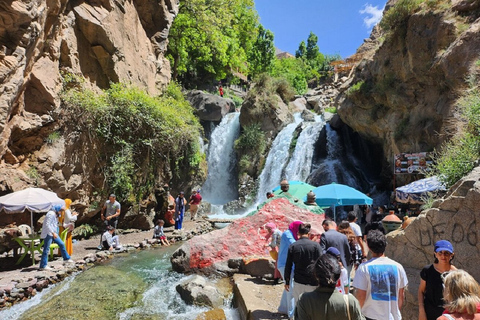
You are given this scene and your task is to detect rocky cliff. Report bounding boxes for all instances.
[337,0,480,172]
[0,0,178,219]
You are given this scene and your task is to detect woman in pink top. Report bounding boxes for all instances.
[438,270,480,320]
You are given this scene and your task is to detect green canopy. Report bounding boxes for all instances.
[273,181,316,200]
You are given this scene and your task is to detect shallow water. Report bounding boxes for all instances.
[0,245,239,320]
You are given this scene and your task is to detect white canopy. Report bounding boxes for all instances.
[0,188,65,213]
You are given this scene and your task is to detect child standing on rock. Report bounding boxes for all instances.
[153,220,170,246]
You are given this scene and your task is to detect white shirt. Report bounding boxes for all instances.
[350,222,362,237]
[352,256,408,320]
[41,211,58,238]
[63,209,77,228]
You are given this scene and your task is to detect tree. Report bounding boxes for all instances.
[248,25,275,76]
[295,41,306,59]
[167,0,258,85]
[306,32,320,61]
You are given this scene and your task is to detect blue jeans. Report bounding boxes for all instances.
[40,234,70,268]
[175,213,184,230]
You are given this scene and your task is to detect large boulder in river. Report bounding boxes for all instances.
[170,197,325,275]
[186,90,236,121]
[176,275,225,308]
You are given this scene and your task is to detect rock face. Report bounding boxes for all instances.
[0,0,178,219]
[386,165,480,320]
[176,275,225,308]
[186,90,236,121]
[170,197,325,275]
[336,2,480,171]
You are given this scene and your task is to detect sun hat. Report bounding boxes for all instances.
[434,240,454,253]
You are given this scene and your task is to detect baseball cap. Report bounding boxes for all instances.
[326,247,341,257]
[434,240,454,253]
[109,194,116,198]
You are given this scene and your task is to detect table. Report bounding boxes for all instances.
[13,235,44,266]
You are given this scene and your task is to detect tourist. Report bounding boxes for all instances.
[437,270,480,320]
[39,205,73,271]
[352,230,408,320]
[264,222,282,284]
[347,211,367,264]
[188,190,202,221]
[418,240,456,320]
[98,194,121,250]
[174,192,186,230]
[164,204,176,226]
[153,219,170,246]
[284,223,322,310]
[63,198,78,255]
[363,213,386,240]
[337,221,362,270]
[277,220,303,318]
[320,219,352,274]
[101,226,121,251]
[325,247,349,295]
[279,180,290,193]
[219,85,224,97]
[266,191,275,199]
[294,254,365,320]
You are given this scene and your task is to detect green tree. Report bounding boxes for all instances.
[248,25,275,76]
[295,41,306,59]
[306,32,320,61]
[270,57,308,94]
[167,0,258,85]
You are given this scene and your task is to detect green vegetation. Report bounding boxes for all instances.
[247,74,295,116]
[380,0,424,32]
[26,166,40,185]
[324,107,337,114]
[270,57,309,94]
[235,124,266,175]
[45,131,61,145]
[222,88,244,108]
[346,80,366,97]
[62,80,204,201]
[429,84,480,187]
[72,224,98,240]
[248,25,276,77]
[167,0,258,85]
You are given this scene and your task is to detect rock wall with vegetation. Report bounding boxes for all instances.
[337,0,480,180]
[0,0,208,228]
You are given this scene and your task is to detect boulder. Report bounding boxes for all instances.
[196,309,226,320]
[176,275,225,308]
[187,90,235,122]
[171,197,325,274]
[306,95,321,110]
[452,0,480,12]
[289,97,307,113]
[241,258,275,278]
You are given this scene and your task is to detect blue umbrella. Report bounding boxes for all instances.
[395,176,445,204]
[306,183,373,220]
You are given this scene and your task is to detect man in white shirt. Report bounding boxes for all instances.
[353,230,408,320]
[39,205,73,270]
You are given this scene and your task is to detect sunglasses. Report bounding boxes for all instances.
[437,251,453,256]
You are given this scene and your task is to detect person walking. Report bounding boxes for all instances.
[438,270,480,320]
[277,220,303,318]
[63,198,78,255]
[295,254,365,320]
[418,240,456,320]
[188,190,202,221]
[352,230,408,320]
[174,192,186,230]
[39,205,73,271]
[320,219,352,274]
[284,223,322,310]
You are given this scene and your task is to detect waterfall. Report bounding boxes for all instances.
[284,115,325,182]
[202,112,240,205]
[255,113,302,203]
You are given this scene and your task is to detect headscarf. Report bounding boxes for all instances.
[264,222,277,241]
[52,204,63,212]
[289,220,303,240]
[65,198,72,209]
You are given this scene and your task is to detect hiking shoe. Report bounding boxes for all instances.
[63,259,74,264]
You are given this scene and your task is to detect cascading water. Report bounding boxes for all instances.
[284,115,325,182]
[202,113,240,205]
[255,113,302,203]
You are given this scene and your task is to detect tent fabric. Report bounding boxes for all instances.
[0,188,65,213]
[306,183,373,207]
[273,181,316,200]
[272,181,312,192]
[395,176,446,204]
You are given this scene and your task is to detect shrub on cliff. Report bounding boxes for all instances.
[62,80,204,201]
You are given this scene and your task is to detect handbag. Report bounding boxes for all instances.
[343,294,351,320]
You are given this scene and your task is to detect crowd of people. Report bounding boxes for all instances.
[261,210,480,320]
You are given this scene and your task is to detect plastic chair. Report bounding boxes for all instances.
[49,229,69,260]
[18,224,32,236]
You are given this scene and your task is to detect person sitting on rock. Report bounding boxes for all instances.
[101,226,122,251]
[153,219,170,246]
[264,222,282,284]
[164,204,176,226]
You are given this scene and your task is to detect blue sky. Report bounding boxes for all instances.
[254,0,388,58]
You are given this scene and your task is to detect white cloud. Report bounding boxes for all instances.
[360,4,384,29]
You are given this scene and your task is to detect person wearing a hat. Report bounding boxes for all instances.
[39,205,73,270]
[418,240,456,320]
[326,247,349,295]
[98,194,121,250]
[174,191,186,230]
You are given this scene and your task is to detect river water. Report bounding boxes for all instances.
[0,245,239,320]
